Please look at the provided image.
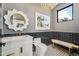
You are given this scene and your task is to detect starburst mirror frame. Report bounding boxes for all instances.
[4,9,29,31]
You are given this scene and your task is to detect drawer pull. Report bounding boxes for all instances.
[20,47,23,53]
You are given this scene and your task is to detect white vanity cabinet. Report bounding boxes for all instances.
[19,35,33,56]
[1,35,33,56]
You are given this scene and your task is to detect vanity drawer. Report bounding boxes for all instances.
[2,47,20,56]
[2,40,23,51]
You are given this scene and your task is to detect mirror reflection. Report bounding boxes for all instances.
[10,13,25,28]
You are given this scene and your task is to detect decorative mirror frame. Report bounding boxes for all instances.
[4,9,29,31]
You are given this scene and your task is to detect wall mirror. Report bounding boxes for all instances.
[4,9,29,31]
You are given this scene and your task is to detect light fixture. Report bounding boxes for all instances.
[41,3,58,11]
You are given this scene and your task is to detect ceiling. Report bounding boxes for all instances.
[40,3,58,11]
[24,3,58,12]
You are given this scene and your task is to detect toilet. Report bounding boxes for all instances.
[33,38,47,56]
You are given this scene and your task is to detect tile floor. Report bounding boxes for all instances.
[45,44,79,56]
[45,44,69,56]
[33,44,79,56]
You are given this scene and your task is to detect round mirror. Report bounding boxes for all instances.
[4,9,29,31]
[10,13,25,28]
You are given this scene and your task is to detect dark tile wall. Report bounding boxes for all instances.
[0,31,79,46]
[0,29,1,35]
[27,32,79,45]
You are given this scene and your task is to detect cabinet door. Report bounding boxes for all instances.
[19,38,33,56]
